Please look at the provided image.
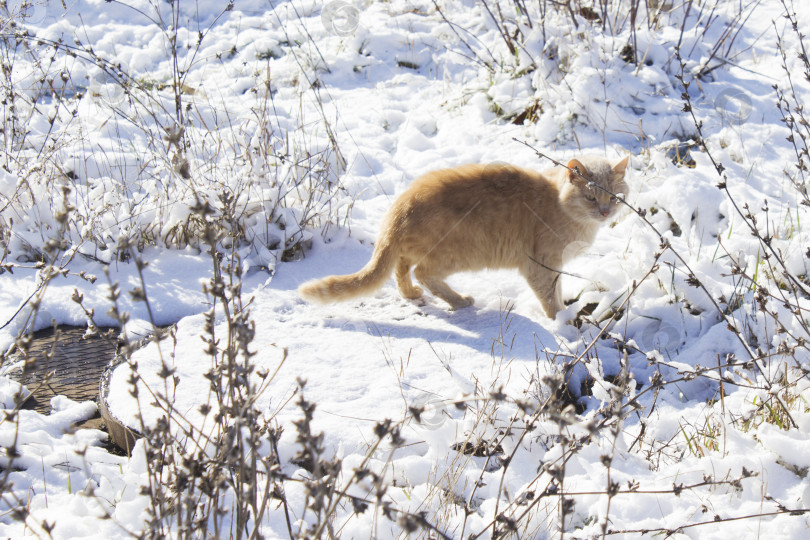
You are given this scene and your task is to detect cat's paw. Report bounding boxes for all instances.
[400,286,424,300]
[449,296,475,310]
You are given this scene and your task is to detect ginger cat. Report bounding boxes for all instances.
[299,155,629,317]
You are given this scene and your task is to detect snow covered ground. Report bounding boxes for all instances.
[2,0,810,537]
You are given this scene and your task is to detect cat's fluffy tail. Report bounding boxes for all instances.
[298,239,397,303]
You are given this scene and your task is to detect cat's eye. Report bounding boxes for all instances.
[584,192,596,201]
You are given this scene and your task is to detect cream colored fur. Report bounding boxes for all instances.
[299,155,629,317]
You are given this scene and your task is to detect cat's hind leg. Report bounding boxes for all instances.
[395,258,423,299]
[414,262,474,309]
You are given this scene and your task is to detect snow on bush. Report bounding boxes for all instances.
[1,0,810,538]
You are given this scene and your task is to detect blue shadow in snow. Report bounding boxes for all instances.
[325,301,559,362]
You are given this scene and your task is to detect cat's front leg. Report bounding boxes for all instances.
[538,279,562,317]
[522,259,563,318]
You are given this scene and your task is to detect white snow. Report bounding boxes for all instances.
[1,0,810,538]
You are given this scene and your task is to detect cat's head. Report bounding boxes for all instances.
[559,155,629,222]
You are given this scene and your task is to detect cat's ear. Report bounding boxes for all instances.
[567,159,585,182]
[612,156,630,177]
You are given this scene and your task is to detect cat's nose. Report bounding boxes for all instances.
[599,208,610,217]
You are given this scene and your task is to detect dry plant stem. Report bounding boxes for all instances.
[677,52,810,300]
[674,49,799,427]
[291,480,455,540]
[458,424,500,537]
[0,192,82,537]
[91,192,288,537]
[471,338,652,538]
[480,0,517,55]
[484,435,581,539]
[268,429,295,540]
[716,242,810,365]
[309,425,398,539]
[4,23,347,255]
[491,312,760,536]
[556,422,569,540]
[486,409,528,538]
[774,4,810,206]
[1,1,802,537]
[429,0,496,70]
[542,475,754,497]
[468,382,583,539]
[493,448,762,537]
[78,285,251,453]
[2,34,175,131]
[479,0,538,69]
[600,353,628,540]
[608,506,810,536]
[520,136,798,426]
